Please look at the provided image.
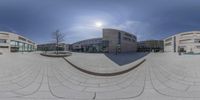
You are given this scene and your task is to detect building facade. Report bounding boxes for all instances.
[103,28,137,53]
[37,43,70,51]
[71,29,137,53]
[72,38,106,52]
[164,31,200,53]
[0,31,36,53]
[137,40,164,52]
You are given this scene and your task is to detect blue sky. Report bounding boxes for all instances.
[1,0,200,44]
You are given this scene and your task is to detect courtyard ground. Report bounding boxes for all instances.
[0,52,200,100]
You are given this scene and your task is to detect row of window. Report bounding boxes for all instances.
[0,46,9,48]
[18,36,26,41]
[0,39,7,43]
[10,40,35,51]
[0,33,9,35]
[179,39,200,44]
[165,38,172,42]
[123,37,136,42]
[77,39,102,45]
[194,39,200,43]
[165,42,172,46]
[123,33,137,40]
[181,33,193,36]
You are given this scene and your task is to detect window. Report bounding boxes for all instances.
[118,32,121,44]
[196,46,200,48]
[132,35,137,40]
[124,33,132,37]
[165,42,172,46]
[25,44,28,51]
[19,42,24,51]
[0,46,9,48]
[132,39,136,42]
[0,33,9,35]
[10,40,19,46]
[179,39,192,44]
[18,36,26,41]
[165,38,172,42]
[27,40,33,44]
[0,39,7,43]
[194,39,200,43]
[123,37,131,41]
[181,33,193,36]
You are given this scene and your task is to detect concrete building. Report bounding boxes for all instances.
[71,28,137,53]
[164,31,200,53]
[103,28,137,53]
[0,31,36,53]
[137,40,164,52]
[37,43,70,51]
[72,38,106,52]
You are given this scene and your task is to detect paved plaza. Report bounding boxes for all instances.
[0,52,200,100]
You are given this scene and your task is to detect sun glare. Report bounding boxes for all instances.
[95,21,103,27]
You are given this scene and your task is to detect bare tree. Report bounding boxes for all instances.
[52,30,65,54]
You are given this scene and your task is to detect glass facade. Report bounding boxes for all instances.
[10,40,35,52]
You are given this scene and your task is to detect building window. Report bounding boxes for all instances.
[194,39,200,43]
[27,40,33,44]
[196,46,200,48]
[123,37,131,41]
[174,36,176,52]
[165,42,172,46]
[179,39,192,44]
[165,38,172,42]
[181,33,193,36]
[0,33,9,35]
[124,33,132,37]
[25,44,28,51]
[132,36,137,41]
[10,40,19,46]
[118,32,121,44]
[0,46,9,48]
[19,42,24,51]
[132,39,136,42]
[18,36,26,41]
[0,39,7,43]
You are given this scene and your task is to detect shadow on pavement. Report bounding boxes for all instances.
[104,52,149,66]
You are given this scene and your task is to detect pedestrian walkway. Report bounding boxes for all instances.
[0,52,200,100]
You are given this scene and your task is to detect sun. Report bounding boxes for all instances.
[95,21,103,27]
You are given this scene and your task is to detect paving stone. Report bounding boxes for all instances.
[1,52,200,100]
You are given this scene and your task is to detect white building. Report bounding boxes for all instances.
[164,31,200,53]
[0,31,36,53]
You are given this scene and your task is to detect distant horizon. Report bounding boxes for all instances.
[2,27,200,44]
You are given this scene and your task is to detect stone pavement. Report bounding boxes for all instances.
[0,52,200,100]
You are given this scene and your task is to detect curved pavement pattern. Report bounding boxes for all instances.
[63,57,146,76]
[0,52,200,100]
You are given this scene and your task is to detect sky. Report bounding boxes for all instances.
[1,0,200,44]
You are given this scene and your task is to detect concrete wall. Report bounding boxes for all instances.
[0,31,36,53]
[164,36,175,52]
[164,31,200,53]
[103,28,137,53]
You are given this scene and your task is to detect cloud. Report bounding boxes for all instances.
[63,20,153,43]
[108,20,151,40]
[62,24,102,44]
